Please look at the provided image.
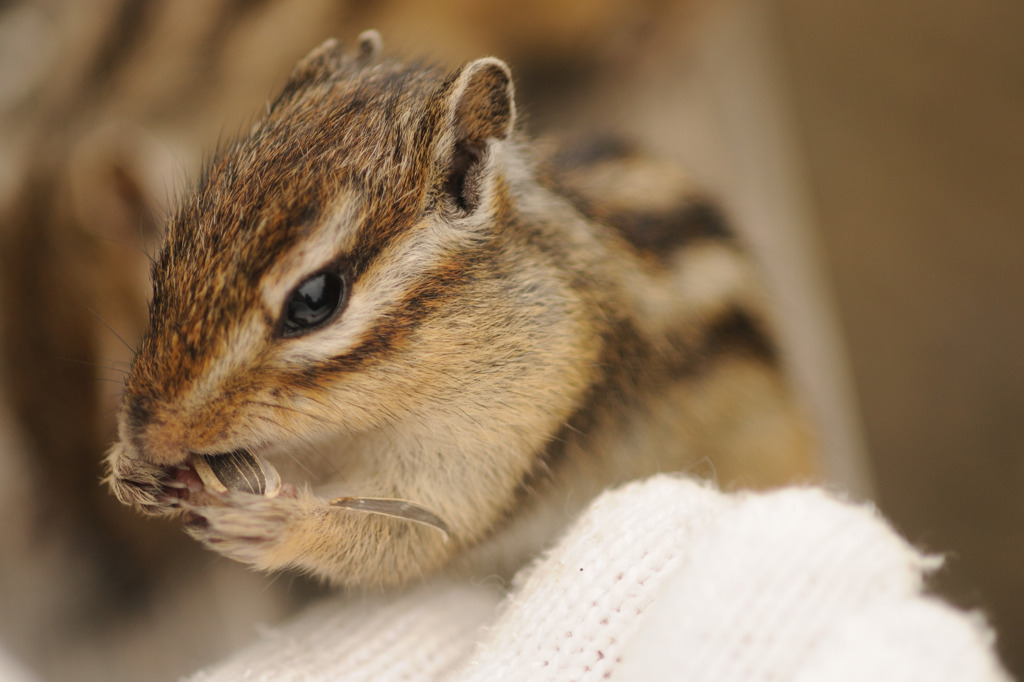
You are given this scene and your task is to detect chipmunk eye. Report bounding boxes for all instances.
[280,270,346,337]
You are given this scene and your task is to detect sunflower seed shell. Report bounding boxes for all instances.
[192,450,281,497]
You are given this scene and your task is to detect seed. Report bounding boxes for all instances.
[192,450,282,497]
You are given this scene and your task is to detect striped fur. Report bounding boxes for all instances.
[105,38,817,588]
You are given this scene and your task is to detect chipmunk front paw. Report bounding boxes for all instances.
[180,489,314,569]
[104,444,181,515]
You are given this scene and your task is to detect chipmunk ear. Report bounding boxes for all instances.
[282,38,345,94]
[436,57,516,214]
[355,29,383,62]
[275,33,382,112]
[448,57,515,144]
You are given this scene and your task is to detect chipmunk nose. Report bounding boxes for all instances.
[125,397,152,433]
[120,395,192,466]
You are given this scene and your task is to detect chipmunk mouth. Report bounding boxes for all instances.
[166,449,282,502]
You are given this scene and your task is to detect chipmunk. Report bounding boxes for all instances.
[105,32,817,589]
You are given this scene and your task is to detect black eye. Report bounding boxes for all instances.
[280,270,346,337]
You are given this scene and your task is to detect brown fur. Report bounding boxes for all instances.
[106,36,817,589]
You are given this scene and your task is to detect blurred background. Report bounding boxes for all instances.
[0,0,1020,680]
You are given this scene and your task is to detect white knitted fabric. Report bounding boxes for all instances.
[188,476,1011,682]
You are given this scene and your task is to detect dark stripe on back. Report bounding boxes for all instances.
[599,199,731,253]
[541,135,734,259]
[700,306,778,367]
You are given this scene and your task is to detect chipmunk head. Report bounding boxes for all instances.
[106,34,598,542]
